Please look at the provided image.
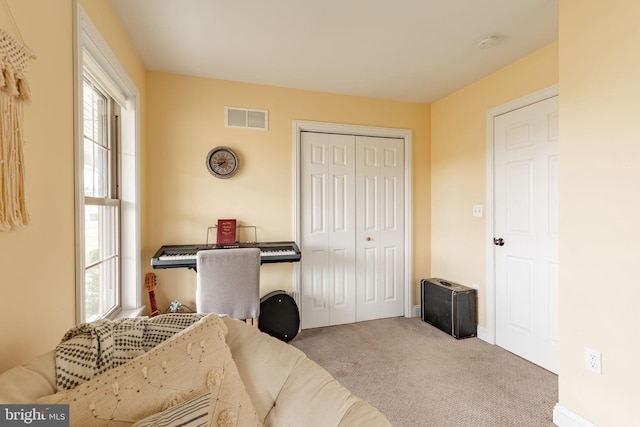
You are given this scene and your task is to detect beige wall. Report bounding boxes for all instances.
[0,0,428,374]
[430,42,558,326]
[0,0,145,373]
[144,72,431,312]
[3,2,637,424]
[558,1,640,425]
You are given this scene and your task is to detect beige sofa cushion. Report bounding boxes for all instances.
[222,317,391,427]
[0,350,56,404]
[38,313,262,427]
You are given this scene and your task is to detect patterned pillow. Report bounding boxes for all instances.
[55,313,206,390]
[38,313,262,427]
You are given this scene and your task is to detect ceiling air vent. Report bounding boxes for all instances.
[225,106,268,130]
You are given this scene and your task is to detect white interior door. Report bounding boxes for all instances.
[356,136,405,321]
[300,132,356,329]
[494,96,559,373]
[300,132,405,328]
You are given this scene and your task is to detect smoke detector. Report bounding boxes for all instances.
[477,35,499,49]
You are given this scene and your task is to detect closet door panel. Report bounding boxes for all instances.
[356,136,405,321]
[301,132,356,328]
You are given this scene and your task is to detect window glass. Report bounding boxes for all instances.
[83,80,110,198]
[82,78,120,321]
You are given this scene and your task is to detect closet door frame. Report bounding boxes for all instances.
[293,120,413,320]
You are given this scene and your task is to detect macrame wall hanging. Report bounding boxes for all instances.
[0,1,35,231]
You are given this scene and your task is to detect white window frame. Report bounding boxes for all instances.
[74,3,141,323]
[82,77,121,321]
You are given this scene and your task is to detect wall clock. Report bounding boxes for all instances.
[206,146,239,179]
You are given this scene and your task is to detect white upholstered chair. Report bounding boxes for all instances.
[196,248,261,326]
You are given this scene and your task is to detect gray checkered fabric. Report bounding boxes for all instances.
[55,313,205,391]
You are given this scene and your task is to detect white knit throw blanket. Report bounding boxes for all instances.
[0,27,35,231]
[55,314,205,391]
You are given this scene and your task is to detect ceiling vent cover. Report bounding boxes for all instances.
[225,106,268,130]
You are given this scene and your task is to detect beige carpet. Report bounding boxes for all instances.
[290,317,557,427]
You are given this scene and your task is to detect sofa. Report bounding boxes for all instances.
[0,313,391,427]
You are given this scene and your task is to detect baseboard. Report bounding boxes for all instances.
[476,325,490,343]
[412,305,421,317]
[553,404,598,427]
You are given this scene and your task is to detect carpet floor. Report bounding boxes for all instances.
[290,317,558,427]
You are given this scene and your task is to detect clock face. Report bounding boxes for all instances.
[206,146,239,179]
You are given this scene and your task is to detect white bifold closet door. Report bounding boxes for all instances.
[300,131,404,329]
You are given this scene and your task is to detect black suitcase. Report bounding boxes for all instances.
[421,278,477,339]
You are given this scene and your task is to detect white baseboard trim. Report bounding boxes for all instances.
[412,305,421,318]
[476,325,490,343]
[553,404,598,427]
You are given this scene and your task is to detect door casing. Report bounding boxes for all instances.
[484,85,559,344]
[293,120,413,323]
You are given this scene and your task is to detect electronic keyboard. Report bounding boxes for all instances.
[151,241,301,269]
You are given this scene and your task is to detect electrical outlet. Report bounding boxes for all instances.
[585,347,602,374]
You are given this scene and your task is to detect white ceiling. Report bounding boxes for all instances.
[108,0,558,104]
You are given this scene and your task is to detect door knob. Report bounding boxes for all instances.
[366,237,372,241]
[493,238,505,246]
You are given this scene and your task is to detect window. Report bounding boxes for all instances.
[75,4,141,323]
[82,78,121,321]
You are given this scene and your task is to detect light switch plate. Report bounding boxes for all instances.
[472,205,483,217]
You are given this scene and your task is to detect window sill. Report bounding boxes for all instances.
[112,306,146,320]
